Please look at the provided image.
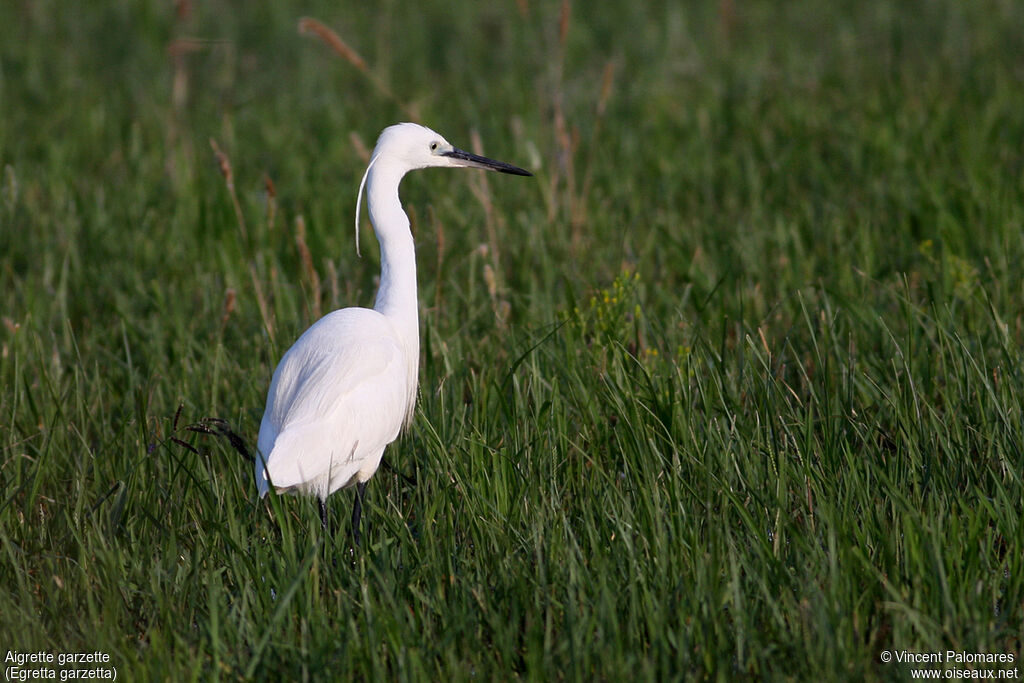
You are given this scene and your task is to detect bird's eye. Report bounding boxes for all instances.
[429,141,439,152]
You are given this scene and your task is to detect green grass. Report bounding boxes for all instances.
[2,0,1023,680]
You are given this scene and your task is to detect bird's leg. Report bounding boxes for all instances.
[319,498,329,533]
[351,481,368,546]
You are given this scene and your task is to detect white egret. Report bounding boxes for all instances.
[255,122,531,541]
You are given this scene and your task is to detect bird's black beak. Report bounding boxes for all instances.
[443,147,532,176]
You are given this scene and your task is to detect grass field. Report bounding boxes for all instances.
[2,1,1023,680]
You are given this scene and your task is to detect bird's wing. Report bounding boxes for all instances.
[255,309,413,496]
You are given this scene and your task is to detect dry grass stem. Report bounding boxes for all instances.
[298,16,419,121]
[219,288,236,329]
[578,58,618,230]
[209,138,248,241]
[324,258,340,310]
[264,174,277,234]
[597,59,616,118]
[167,40,201,111]
[294,215,322,320]
[298,17,367,70]
[467,129,501,269]
[349,131,371,164]
[249,264,274,343]
[558,0,571,47]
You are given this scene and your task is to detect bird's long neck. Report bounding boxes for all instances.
[366,166,419,346]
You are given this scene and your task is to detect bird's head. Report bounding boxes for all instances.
[355,122,531,255]
[371,122,532,175]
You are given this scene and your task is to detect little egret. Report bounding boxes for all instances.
[255,122,531,542]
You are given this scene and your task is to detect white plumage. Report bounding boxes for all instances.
[256,308,413,499]
[254,122,530,535]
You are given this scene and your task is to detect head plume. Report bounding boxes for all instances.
[353,151,380,258]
